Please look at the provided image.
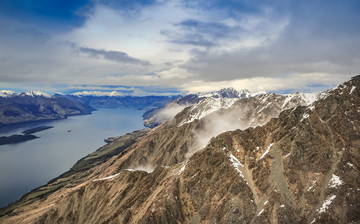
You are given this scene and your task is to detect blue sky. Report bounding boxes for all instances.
[0,0,359,94]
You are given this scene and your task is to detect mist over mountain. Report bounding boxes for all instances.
[1,75,359,223]
[1,0,359,222]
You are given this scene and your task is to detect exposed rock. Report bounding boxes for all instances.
[1,76,359,223]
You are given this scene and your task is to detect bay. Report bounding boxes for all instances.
[0,108,145,208]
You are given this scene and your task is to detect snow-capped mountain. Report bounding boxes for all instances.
[177,97,239,126]
[0,90,15,98]
[143,87,264,127]
[71,91,124,97]
[68,94,179,110]
[195,87,253,98]
[2,76,359,224]
[0,92,94,126]
[20,91,52,98]
[0,90,51,98]
[176,92,317,127]
[144,87,319,128]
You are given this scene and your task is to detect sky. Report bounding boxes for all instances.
[0,0,359,95]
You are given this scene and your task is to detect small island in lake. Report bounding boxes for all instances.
[22,126,54,135]
[0,126,54,146]
[0,134,38,145]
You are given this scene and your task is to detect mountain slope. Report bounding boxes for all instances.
[68,94,179,110]
[1,76,359,223]
[0,92,94,126]
[143,87,317,128]
[143,88,265,128]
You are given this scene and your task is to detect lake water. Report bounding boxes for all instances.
[0,108,145,208]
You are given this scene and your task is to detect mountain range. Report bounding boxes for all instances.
[67,93,179,110]
[0,91,94,127]
[0,76,359,223]
[0,91,178,127]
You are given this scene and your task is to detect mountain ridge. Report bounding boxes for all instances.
[0,93,94,127]
[0,76,359,223]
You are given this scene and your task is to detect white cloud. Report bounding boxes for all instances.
[0,0,359,94]
[181,73,349,93]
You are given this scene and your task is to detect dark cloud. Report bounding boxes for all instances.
[76,46,151,66]
[180,0,360,82]
[182,0,271,14]
[0,0,92,29]
[0,0,359,93]
[162,19,242,47]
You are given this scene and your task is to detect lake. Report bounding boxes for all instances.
[0,108,145,208]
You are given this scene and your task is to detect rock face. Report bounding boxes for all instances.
[0,93,94,126]
[143,87,317,128]
[143,87,252,128]
[1,76,360,224]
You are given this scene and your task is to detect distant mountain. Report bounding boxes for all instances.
[68,93,180,110]
[1,76,359,223]
[143,87,317,128]
[143,87,258,128]
[0,91,94,126]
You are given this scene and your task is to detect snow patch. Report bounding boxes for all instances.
[0,90,15,97]
[318,195,336,213]
[308,105,315,111]
[350,86,356,94]
[282,92,319,109]
[284,152,291,158]
[93,173,120,182]
[328,174,343,188]
[227,152,246,182]
[259,143,274,160]
[300,113,309,122]
[257,208,264,216]
[176,162,188,176]
[126,165,154,173]
[178,97,238,126]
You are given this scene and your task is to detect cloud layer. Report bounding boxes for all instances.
[0,0,359,93]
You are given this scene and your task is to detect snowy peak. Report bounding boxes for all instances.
[194,87,266,99]
[196,87,245,98]
[215,87,246,98]
[0,90,52,98]
[0,90,15,97]
[277,92,319,110]
[21,91,52,98]
[71,91,124,97]
[178,97,238,126]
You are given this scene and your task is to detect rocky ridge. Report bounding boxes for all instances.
[0,76,359,223]
[143,87,318,128]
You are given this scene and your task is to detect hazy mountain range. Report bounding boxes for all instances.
[0,91,178,127]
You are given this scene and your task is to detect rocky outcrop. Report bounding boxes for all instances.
[1,76,359,223]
